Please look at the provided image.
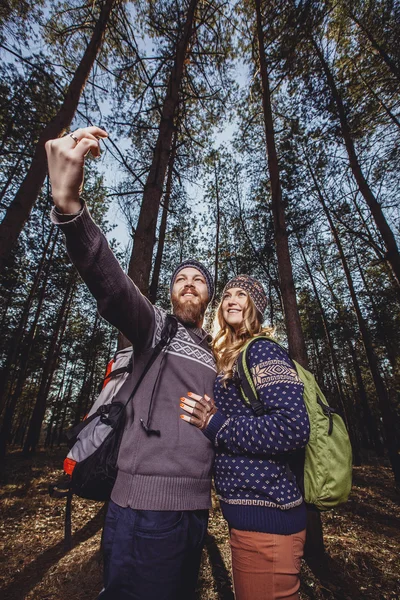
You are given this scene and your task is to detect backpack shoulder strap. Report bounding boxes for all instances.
[99,348,134,393]
[162,314,178,345]
[237,337,307,493]
[237,336,289,416]
[122,313,178,409]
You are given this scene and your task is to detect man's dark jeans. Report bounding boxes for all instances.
[98,500,209,600]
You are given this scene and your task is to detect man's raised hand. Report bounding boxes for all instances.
[45,126,108,214]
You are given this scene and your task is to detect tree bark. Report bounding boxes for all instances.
[0,0,117,272]
[126,0,198,297]
[255,0,308,367]
[310,37,400,287]
[347,339,384,456]
[254,0,325,558]
[73,313,99,424]
[22,273,76,455]
[348,10,400,82]
[213,155,221,305]
[148,126,178,304]
[350,57,400,130]
[315,176,400,485]
[312,234,380,457]
[350,236,399,373]
[295,234,350,421]
[0,229,58,455]
[53,360,77,447]
[0,144,29,206]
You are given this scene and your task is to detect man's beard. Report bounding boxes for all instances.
[171,292,208,327]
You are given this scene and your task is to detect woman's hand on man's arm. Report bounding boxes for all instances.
[180,392,217,430]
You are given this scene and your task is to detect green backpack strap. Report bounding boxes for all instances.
[237,336,284,416]
[237,336,306,495]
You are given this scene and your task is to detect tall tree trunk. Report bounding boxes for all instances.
[255,0,308,366]
[0,0,117,272]
[57,400,70,447]
[0,73,35,155]
[57,360,78,445]
[310,37,400,286]
[312,234,383,456]
[296,234,361,464]
[0,276,18,333]
[350,57,400,130]
[148,126,178,304]
[23,273,76,455]
[348,10,400,82]
[0,144,29,205]
[46,347,71,446]
[237,207,283,312]
[213,155,221,305]
[73,313,99,424]
[254,0,325,558]
[295,235,349,419]
[347,340,384,456]
[314,172,400,485]
[348,188,386,260]
[350,236,399,373]
[0,229,57,444]
[126,0,198,296]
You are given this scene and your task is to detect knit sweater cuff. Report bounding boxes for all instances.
[204,411,226,443]
[50,203,99,244]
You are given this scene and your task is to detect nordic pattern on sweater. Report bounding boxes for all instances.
[154,308,216,373]
[205,339,310,509]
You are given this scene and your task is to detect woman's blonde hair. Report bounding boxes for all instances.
[212,294,274,383]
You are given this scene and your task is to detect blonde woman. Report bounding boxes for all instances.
[180,275,310,600]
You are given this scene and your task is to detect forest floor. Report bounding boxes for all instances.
[0,449,399,600]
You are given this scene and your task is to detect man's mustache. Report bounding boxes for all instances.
[180,286,199,298]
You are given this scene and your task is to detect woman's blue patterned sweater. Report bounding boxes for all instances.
[204,339,310,534]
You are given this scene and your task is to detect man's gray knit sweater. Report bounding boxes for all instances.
[51,205,216,511]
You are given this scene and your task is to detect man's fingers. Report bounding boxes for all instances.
[71,138,101,159]
[69,128,107,146]
[71,126,108,140]
[81,126,108,138]
[46,130,105,158]
[60,133,81,150]
[74,131,101,144]
[66,130,104,157]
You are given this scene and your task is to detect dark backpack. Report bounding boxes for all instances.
[236,335,353,511]
[49,315,178,546]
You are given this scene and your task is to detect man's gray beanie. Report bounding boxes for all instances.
[170,259,214,302]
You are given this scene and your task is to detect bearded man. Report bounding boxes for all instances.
[45,127,216,600]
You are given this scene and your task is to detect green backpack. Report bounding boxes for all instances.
[237,336,353,511]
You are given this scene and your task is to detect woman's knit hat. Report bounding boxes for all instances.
[223,274,267,315]
[170,259,214,302]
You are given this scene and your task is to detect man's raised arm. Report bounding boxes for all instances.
[45,127,155,349]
